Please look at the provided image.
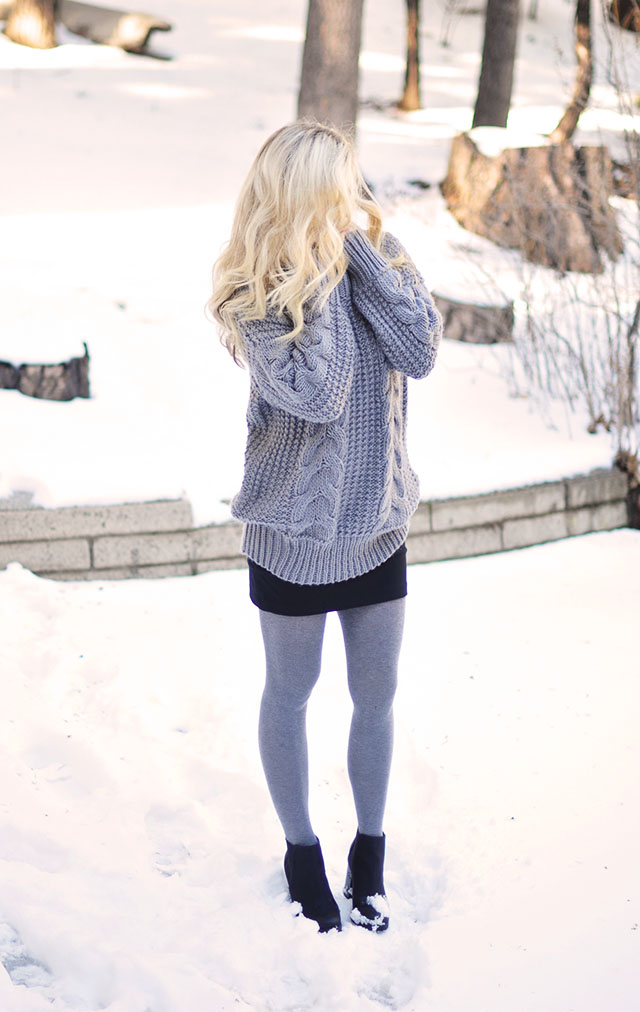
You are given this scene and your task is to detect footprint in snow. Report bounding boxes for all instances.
[357,954,419,1010]
[144,804,210,877]
[0,921,53,991]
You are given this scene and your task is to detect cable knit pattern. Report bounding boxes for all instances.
[240,279,355,424]
[231,231,443,585]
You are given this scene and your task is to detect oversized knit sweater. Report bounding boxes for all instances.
[230,229,443,585]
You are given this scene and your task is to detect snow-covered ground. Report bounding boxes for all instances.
[1,529,639,1012]
[1,5,639,1009]
[0,530,635,1011]
[2,0,638,520]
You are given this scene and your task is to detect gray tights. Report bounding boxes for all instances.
[257,598,406,845]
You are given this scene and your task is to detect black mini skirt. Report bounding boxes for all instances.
[247,543,407,616]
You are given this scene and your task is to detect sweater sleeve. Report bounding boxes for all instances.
[344,229,442,380]
[240,277,355,423]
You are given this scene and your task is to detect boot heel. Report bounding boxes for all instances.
[344,831,390,932]
[343,866,353,899]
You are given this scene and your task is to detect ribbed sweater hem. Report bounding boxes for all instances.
[241,523,409,585]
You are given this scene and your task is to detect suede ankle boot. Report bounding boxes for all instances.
[344,830,390,932]
[284,837,342,933]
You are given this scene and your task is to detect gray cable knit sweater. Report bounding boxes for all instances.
[230,229,443,585]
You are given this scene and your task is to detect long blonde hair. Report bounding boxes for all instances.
[208,121,389,366]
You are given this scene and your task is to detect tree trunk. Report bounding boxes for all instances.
[472,0,521,129]
[4,0,57,48]
[399,0,421,112]
[297,0,364,135]
[549,0,592,143]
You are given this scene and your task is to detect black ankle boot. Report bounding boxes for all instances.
[284,838,342,933]
[344,831,389,932]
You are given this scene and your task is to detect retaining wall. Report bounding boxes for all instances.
[0,467,631,581]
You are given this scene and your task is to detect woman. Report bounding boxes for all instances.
[209,121,442,934]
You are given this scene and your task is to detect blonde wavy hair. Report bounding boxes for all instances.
[208,120,399,366]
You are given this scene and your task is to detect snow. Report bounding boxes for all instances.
[1,528,639,1011]
[1,8,639,1005]
[468,125,549,157]
[2,0,638,520]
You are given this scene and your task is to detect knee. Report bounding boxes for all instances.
[263,666,319,711]
[348,666,398,715]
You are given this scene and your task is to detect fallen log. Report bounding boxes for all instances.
[58,0,171,53]
[0,343,90,400]
[0,0,172,54]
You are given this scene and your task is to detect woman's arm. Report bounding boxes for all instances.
[241,277,355,423]
[344,230,442,379]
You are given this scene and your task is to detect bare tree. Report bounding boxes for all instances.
[4,0,57,48]
[608,0,640,31]
[399,0,421,111]
[472,0,521,129]
[550,0,592,142]
[297,0,365,135]
[494,6,640,465]
[438,0,465,47]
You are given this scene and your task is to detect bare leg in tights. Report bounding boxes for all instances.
[257,598,406,844]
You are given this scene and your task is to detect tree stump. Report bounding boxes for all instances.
[608,0,640,31]
[432,293,514,344]
[3,0,56,49]
[441,133,623,273]
[0,344,90,400]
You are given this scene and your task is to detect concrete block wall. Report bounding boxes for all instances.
[0,467,631,581]
[406,468,629,565]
